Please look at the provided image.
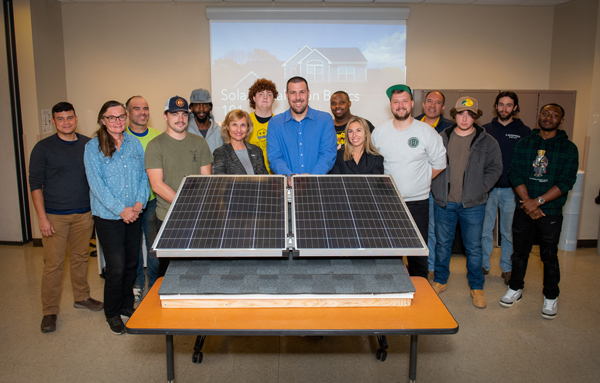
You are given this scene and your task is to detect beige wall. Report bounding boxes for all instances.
[14,0,68,239]
[60,3,556,136]
[8,1,592,240]
[550,0,600,240]
[0,1,24,241]
[407,5,553,90]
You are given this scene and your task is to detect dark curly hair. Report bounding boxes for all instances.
[248,78,279,109]
[449,107,483,120]
[494,91,520,114]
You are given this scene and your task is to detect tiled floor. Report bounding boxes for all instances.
[1,243,599,383]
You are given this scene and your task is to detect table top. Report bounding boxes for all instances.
[126,277,458,336]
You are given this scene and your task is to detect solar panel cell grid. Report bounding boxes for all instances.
[155,176,286,254]
[292,175,425,255]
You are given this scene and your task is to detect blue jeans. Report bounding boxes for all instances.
[434,202,485,290]
[134,198,159,290]
[481,188,516,273]
[427,193,436,272]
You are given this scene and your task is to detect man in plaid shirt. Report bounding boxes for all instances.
[499,103,579,320]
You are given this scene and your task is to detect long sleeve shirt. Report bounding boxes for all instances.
[29,133,91,213]
[509,129,579,215]
[84,132,149,220]
[267,107,337,175]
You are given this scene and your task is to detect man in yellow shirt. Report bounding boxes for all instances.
[247,78,279,173]
[414,90,454,282]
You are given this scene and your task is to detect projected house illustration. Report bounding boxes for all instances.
[282,45,368,83]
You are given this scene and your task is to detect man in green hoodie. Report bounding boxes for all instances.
[499,104,579,320]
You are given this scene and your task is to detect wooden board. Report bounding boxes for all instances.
[161,297,412,308]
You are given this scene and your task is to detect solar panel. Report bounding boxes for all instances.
[292,175,427,256]
[153,174,426,258]
[153,175,287,257]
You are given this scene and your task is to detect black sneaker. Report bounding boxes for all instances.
[120,308,135,318]
[106,315,125,335]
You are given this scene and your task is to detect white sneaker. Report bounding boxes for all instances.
[541,297,557,320]
[133,287,143,303]
[499,288,522,308]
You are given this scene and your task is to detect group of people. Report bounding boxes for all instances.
[29,76,578,336]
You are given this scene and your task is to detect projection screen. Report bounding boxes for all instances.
[207,7,408,128]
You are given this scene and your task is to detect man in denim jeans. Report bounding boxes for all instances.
[481,92,531,285]
[431,97,502,309]
[125,96,162,301]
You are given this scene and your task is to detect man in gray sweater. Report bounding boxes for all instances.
[430,97,502,309]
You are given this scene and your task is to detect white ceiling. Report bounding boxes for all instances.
[55,0,572,6]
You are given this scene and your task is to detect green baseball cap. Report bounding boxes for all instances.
[386,84,413,100]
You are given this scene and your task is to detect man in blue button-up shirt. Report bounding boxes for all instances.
[267,77,336,178]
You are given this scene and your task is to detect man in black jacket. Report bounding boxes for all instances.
[481,92,531,284]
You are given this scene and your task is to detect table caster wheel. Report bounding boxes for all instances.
[192,351,203,364]
[376,349,387,362]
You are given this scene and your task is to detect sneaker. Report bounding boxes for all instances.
[431,282,447,294]
[499,288,522,308]
[120,308,135,318]
[541,297,558,320]
[106,315,126,335]
[73,297,104,311]
[470,290,486,309]
[133,286,143,303]
[501,271,511,286]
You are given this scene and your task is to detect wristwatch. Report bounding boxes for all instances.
[538,197,545,205]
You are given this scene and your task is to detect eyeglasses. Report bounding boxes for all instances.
[103,114,127,123]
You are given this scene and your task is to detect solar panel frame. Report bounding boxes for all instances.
[152,175,288,258]
[291,175,428,257]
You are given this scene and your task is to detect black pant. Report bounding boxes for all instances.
[509,208,563,299]
[156,218,170,278]
[405,199,429,278]
[94,216,142,318]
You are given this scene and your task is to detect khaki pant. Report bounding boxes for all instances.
[41,212,94,315]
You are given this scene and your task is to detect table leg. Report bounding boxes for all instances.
[409,335,418,382]
[166,335,175,382]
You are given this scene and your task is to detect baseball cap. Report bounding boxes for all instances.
[455,97,479,113]
[189,88,212,104]
[386,84,413,100]
[164,96,189,113]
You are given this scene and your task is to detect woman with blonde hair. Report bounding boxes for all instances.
[213,109,268,175]
[329,116,384,174]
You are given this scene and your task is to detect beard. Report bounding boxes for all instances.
[193,112,209,124]
[393,109,411,121]
[497,109,514,122]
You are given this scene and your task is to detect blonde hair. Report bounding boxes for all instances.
[343,116,381,161]
[221,109,253,144]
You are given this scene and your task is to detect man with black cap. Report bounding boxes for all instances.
[431,97,502,309]
[187,88,223,153]
[145,96,213,276]
[371,84,446,279]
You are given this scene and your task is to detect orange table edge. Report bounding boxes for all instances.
[127,277,458,382]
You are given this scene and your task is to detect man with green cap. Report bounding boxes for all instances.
[371,84,446,278]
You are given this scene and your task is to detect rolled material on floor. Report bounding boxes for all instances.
[559,170,584,251]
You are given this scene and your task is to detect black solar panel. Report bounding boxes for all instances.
[154,176,287,257]
[292,175,427,256]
